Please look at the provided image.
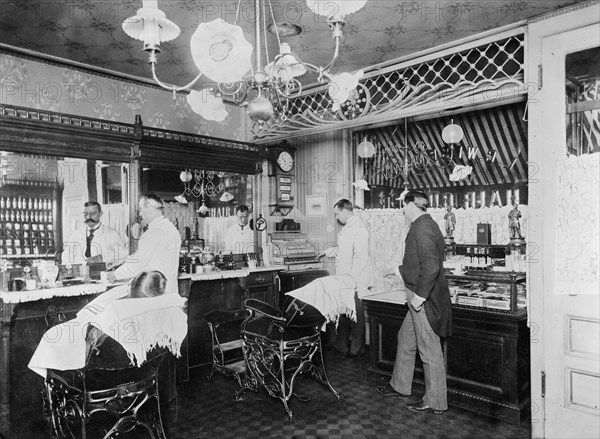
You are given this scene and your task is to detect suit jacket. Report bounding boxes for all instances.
[399,214,452,337]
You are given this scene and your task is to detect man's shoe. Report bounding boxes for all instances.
[405,400,446,414]
[376,384,411,400]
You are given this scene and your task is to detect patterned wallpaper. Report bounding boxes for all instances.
[0,53,250,141]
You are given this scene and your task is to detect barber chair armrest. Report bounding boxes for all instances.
[243,298,285,322]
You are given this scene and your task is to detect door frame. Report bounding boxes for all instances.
[527,3,600,438]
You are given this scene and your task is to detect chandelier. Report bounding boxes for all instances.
[176,170,233,214]
[122,0,368,128]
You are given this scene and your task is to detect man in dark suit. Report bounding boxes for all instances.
[377,190,452,414]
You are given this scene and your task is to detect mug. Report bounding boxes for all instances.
[25,279,37,291]
[100,271,109,282]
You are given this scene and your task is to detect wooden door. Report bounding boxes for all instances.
[529,8,600,438]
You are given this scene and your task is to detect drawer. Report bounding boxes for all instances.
[246,272,275,287]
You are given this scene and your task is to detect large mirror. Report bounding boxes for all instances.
[140,167,256,255]
[0,151,130,271]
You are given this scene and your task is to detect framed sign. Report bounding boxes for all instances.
[306,195,327,217]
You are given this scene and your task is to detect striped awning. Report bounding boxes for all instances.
[355,103,528,190]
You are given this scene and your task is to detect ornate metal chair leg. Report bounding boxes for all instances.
[316,342,340,400]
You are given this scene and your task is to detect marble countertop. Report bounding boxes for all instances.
[0,281,110,304]
[362,288,407,305]
[178,265,286,282]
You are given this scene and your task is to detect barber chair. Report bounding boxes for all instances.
[43,327,168,439]
[237,297,340,421]
[204,308,249,387]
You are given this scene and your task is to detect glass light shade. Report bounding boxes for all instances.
[220,192,234,202]
[175,194,188,204]
[442,120,464,144]
[122,6,180,50]
[352,178,370,191]
[357,137,375,158]
[180,170,192,182]
[449,164,472,181]
[247,95,274,124]
[197,202,209,215]
[328,70,364,112]
[186,89,228,121]
[265,43,307,82]
[190,19,253,84]
[306,0,368,20]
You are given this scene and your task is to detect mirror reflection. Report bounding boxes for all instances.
[1,151,129,282]
[140,168,255,257]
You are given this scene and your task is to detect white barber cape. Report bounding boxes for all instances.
[28,284,187,377]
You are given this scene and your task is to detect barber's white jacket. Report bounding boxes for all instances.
[225,223,254,254]
[335,215,373,298]
[62,223,126,265]
[114,216,181,294]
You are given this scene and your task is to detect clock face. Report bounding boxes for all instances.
[276,150,294,172]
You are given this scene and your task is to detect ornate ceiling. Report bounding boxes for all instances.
[0,0,589,89]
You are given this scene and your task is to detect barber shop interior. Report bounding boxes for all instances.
[1,1,599,438]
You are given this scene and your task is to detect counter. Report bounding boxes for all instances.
[363,288,530,424]
[0,282,108,304]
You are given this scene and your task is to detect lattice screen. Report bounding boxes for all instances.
[255,33,525,141]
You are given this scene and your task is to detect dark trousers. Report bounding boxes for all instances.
[332,292,365,355]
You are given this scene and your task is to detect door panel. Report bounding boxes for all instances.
[534,22,600,439]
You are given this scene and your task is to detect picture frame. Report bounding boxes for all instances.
[305,195,327,217]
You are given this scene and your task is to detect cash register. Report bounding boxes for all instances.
[271,219,322,271]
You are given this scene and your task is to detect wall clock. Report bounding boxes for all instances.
[276,150,294,173]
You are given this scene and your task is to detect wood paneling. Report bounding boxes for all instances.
[261,130,351,254]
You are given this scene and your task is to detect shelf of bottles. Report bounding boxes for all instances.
[0,195,56,259]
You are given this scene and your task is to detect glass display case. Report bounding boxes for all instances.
[447,271,526,313]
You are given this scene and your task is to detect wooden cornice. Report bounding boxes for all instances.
[0,105,261,174]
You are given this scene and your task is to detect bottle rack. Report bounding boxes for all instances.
[0,195,56,259]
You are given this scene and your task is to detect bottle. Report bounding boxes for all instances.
[263,234,273,267]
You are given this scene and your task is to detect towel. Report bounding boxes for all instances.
[28,284,187,377]
[285,274,357,326]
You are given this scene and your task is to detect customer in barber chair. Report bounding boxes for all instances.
[29,270,187,380]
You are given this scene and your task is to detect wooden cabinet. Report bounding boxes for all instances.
[278,269,330,306]
[0,293,100,436]
[241,271,278,307]
[364,299,530,424]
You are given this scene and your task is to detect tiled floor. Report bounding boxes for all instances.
[163,348,531,439]
[6,347,531,439]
